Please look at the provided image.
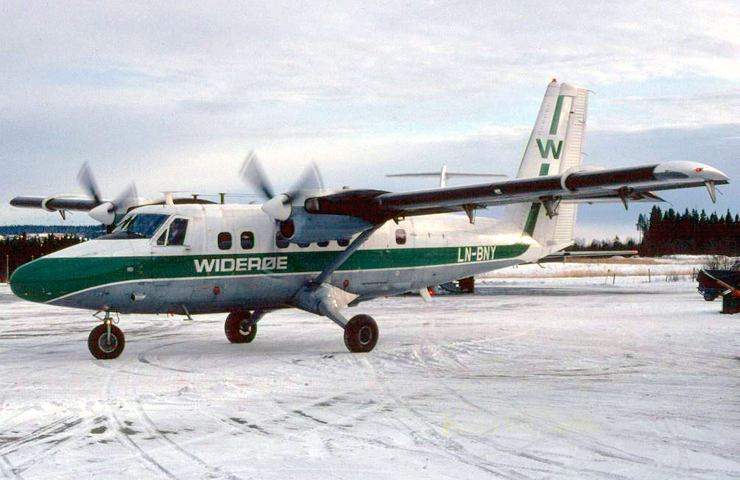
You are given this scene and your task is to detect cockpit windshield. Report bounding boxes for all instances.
[100,214,170,240]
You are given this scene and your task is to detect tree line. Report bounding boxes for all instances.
[569,206,740,257]
[1,234,85,282]
[637,206,740,257]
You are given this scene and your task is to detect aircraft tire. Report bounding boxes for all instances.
[343,314,378,353]
[225,312,257,343]
[88,324,126,360]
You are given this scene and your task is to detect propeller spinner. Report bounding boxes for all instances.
[78,162,138,225]
[240,151,323,222]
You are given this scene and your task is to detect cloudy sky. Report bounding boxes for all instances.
[1,0,738,241]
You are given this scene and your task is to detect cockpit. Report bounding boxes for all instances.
[99,213,171,240]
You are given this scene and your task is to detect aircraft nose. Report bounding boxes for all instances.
[9,259,55,303]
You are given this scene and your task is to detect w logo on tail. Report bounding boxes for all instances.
[536,139,563,159]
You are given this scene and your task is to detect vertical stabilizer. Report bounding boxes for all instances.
[505,80,589,252]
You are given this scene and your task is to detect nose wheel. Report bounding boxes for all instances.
[88,317,125,360]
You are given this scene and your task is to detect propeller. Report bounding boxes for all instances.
[77,162,103,205]
[77,162,138,225]
[240,151,323,222]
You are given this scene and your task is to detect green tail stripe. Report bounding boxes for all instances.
[523,203,541,237]
[549,95,564,135]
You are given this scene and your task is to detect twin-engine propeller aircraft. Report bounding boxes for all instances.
[9,80,729,359]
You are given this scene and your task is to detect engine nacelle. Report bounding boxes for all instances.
[560,165,606,191]
[280,211,373,245]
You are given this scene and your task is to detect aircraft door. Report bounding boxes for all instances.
[393,221,416,291]
[150,216,201,308]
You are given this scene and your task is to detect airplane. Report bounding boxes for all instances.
[8,80,730,360]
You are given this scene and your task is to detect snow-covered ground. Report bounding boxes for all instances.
[483,255,713,280]
[1,270,739,479]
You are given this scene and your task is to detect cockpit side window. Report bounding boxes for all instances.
[154,218,188,246]
[167,219,188,246]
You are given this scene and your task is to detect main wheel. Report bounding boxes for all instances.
[343,314,378,353]
[88,323,126,360]
[225,312,257,343]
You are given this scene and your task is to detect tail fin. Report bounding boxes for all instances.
[505,80,589,252]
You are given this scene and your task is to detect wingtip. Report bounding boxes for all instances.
[655,161,730,183]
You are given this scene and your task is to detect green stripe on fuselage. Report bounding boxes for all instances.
[11,244,531,303]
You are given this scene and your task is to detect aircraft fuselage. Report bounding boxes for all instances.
[10,203,541,315]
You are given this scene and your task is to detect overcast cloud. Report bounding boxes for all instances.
[1,0,738,240]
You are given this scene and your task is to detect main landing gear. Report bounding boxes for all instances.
[88,312,125,360]
[223,307,379,353]
[291,283,380,353]
[224,311,258,343]
[343,314,379,353]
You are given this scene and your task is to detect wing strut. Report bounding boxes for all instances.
[290,225,383,328]
[315,225,383,284]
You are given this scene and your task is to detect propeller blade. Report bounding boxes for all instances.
[240,151,275,200]
[284,162,324,201]
[109,182,138,213]
[77,162,102,205]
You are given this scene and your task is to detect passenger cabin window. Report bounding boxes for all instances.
[395,229,407,245]
[317,241,329,248]
[240,231,254,250]
[337,238,350,247]
[275,231,289,249]
[218,232,232,250]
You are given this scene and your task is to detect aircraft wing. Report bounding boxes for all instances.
[304,161,729,223]
[10,196,99,212]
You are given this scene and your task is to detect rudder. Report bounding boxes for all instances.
[505,80,589,252]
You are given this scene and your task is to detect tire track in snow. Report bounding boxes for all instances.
[130,400,243,480]
[105,404,180,480]
[416,339,602,469]
[102,361,182,480]
[0,414,97,478]
[357,355,526,479]
[0,454,23,480]
[105,350,243,480]
[409,337,655,478]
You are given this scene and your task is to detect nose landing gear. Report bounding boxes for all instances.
[88,312,125,360]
